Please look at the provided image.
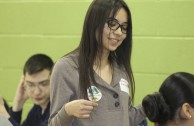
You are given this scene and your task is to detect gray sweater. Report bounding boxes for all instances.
[49,53,145,126]
[0,114,13,126]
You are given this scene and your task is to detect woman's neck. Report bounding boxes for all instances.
[93,50,113,83]
[100,50,110,66]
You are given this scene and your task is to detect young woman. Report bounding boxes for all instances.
[143,72,194,126]
[49,0,145,126]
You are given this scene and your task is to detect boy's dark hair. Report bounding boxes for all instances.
[23,54,54,75]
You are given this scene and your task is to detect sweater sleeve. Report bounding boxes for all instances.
[48,57,79,126]
[0,114,13,126]
[128,104,146,126]
[8,117,20,126]
[9,107,22,124]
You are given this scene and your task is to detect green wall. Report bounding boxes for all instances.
[0,0,194,125]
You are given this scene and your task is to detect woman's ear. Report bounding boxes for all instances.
[181,103,192,119]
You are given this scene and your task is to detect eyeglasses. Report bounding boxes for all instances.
[106,18,128,34]
[24,79,50,91]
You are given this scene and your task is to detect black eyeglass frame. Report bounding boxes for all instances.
[106,18,128,34]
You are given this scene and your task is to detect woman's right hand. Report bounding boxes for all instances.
[64,99,98,118]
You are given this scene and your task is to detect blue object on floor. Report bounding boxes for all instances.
[137,119,147,126]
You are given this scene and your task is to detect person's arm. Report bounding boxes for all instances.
[9,76,29,124]
[9,107,22,124]
[12,76,28,112]
[128,104,146,126]
[8,118,20,126]
[18,104,48,126]
[0,96,20,126]
[20,105,36,126]
[49,57,98,126]
[0,97,10,119]
[0,114,13,126]
[48,58,76,126]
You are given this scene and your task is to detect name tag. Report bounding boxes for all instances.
[119,78,129,95]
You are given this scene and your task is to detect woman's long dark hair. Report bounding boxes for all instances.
[73,0,134,103]
[142,72,194,125]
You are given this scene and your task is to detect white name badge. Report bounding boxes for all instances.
[87,86,102,102]
[119,78,129,95]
